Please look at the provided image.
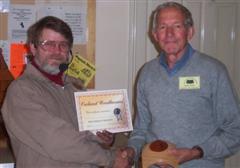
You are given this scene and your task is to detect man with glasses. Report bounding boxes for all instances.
[1,16,133,168]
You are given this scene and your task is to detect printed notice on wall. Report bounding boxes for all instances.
[37,5,87,44]
[66,54,96,88]
[8,5,36,43]
[10,43,28,79]
[0,40,10,67]
[0,0,10,13]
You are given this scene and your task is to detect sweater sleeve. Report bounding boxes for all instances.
[198,65,240,159]
[1,81,115,167]
[128,70,152,162]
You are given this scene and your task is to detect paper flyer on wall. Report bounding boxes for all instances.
[66,54,96,87]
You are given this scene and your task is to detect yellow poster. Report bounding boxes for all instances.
[66,54,96,87]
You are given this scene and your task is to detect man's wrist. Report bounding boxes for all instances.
[192,146,204,159]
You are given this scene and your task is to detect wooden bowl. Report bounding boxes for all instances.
[141,140,179,168]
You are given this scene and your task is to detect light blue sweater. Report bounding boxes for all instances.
[128,50,240,168]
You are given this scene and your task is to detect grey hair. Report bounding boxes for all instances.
[152,2,194,32]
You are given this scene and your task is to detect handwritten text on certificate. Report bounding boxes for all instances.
[74,89,133,133]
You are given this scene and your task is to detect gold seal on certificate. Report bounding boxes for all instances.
[74,89,133,133]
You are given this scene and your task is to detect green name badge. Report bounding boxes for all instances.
[179,76,200,90]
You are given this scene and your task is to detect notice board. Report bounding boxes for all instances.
[0,0,96,106]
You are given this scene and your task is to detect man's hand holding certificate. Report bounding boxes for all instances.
[74,89,133,133]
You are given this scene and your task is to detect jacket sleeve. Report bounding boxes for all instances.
[1,81,115,167]
[199,65,240,159]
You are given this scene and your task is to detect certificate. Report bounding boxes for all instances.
[74,89,133,133]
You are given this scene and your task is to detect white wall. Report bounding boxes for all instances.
[95,0,130,90]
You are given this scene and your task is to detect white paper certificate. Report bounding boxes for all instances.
[74,89,133,133]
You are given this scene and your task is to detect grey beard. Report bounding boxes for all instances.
[42,64,60,75]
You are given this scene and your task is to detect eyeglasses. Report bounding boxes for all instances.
[37,40,70,52]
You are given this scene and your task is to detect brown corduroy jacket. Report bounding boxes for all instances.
[1,63,115,168]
